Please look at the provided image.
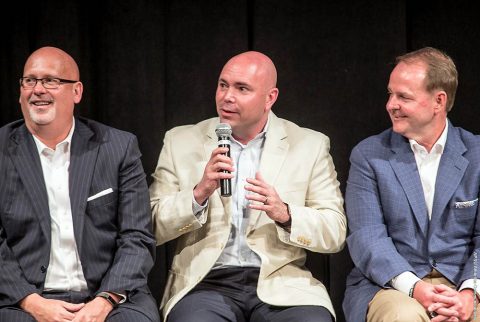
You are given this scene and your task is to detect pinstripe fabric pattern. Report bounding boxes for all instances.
[0,306,153,322]
[343,122,480,321]
[0,118,159,321]
[108,306,156,322]
[0,308,35,322]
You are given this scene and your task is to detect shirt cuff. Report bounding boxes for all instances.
[459,279,480,298]
[112,292,126,304]
[390,271,420,295]
[192,191,208,224]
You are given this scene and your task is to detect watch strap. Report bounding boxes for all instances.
[96,291,118,308]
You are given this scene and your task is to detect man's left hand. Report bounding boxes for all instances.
[72,297,113,322]
[428,285,475,321]
[245,172,290,224]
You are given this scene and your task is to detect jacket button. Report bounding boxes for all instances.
[40,266,47,273]
[432,259,437,267]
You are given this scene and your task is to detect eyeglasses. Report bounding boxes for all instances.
[19,77,78,89]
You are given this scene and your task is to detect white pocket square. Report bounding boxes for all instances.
[454,198,478,209]
[87,188,113,202]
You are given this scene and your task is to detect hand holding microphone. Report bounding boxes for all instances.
[215,123,232,197]
[193,123,234,204]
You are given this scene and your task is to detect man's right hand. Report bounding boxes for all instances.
[193,147,234,205]
[20,293,85,322]
[413,280,460,321]
[413,280,441,308]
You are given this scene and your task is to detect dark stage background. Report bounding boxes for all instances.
[2,1,480,321]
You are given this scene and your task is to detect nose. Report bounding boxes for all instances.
[32,80,48,95]
[223,87,235,103]
[386,94,398,111]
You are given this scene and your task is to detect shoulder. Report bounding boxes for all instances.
[0,119,31,148]
[345,128,400,166]
[274,116,330,144]
[449,126,480,161]
[352,128,395,155]
[453,126,480,146]
[76,117,137,143]
[0,120,27,158]
[164,117,218,141]
[0,119,25,138]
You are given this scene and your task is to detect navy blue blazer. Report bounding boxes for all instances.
[343,121,480,321]
[0,118,158,320]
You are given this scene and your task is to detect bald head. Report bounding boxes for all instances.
[25,46,80,80]
[222,51,277,90]
[216,51,279,144]
[19,46,83,147]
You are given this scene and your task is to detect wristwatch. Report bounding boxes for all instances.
[96,291,118,308]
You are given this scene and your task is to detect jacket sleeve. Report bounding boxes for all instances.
[345,144,414,287]
[277,135,347,253]
[97,135,156,294]
[0,133,43,306]
[0,224,39,305]
[150,129,203,246]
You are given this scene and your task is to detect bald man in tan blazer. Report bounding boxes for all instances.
[150,51,346,322]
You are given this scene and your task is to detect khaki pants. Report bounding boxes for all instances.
[367,270,480,322]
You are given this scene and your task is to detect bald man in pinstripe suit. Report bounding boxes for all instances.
[0,47,160,321]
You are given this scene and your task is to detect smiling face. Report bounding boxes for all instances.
[215,51,278,144]
[386,61,447,148]
[19,47,83,135]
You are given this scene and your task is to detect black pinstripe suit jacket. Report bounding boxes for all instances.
[0,117,158,319]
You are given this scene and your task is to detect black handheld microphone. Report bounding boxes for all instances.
[215,123,232,197]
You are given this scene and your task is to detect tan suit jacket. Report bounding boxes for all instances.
[150,112,346,320]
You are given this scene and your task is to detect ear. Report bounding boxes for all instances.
[434,91,447,113]
[73,81,83,104]
[265,87,279,112]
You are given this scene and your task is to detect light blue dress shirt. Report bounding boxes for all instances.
[193,120,270,269]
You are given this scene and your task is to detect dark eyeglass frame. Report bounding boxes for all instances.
[19,77,78,89]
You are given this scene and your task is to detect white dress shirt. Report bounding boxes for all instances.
[32,119,88,292]
[392,120,480,296]
[391,121,448,294]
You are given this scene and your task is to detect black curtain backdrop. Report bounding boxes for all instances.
[2,1,480,321]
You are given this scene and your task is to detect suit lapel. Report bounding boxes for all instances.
[431,124,468,221]
[258,114,289,187]
[389,132,429,235]
[69,119,99,253]
[204,123,219,168]
[8,125,51,240]
[249,113,289,231]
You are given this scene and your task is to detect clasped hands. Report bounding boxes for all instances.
[413,280,475,321]
[20,293,115,322]
[193,147,290,224]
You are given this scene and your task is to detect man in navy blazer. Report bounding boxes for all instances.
[0,47,159,321]
[344,47,480,322]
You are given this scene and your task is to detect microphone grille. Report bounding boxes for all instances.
[215,123,232,137]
